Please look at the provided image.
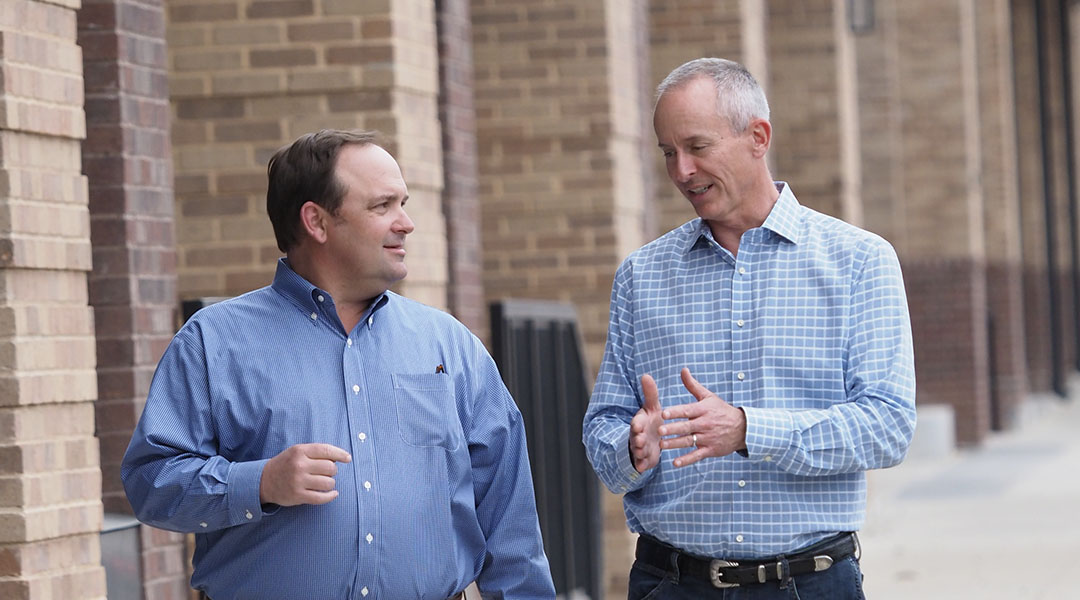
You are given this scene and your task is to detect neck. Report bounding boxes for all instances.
[287,250,379,332]
[706,175,779,256]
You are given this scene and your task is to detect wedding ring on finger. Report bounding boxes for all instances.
[692,433,698,447]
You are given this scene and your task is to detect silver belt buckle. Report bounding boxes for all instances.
[708,559,740,588]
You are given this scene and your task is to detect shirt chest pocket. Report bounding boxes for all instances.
[391,373,463,450]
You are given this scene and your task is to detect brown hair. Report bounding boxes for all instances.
[266,129,380,252]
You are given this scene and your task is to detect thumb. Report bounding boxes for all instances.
[640,374,661,413]
[680,367,711,402]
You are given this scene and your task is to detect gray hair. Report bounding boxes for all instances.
[655,58,770,133]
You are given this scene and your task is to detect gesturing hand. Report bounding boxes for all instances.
[658,368,747,467]
[260,443,352,506]
[629,374,664,473]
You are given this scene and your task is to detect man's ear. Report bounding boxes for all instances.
[299,201,329,244]
[749,118,771,158]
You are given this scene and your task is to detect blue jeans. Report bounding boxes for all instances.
[627,554,866,600]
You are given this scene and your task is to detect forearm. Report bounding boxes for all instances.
[742,391,915,475]
[122,444,269,532]
[472,415,555,597]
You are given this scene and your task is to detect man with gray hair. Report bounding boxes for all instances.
[583,58,915,599]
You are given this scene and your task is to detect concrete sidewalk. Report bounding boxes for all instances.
[859,389,1080,599]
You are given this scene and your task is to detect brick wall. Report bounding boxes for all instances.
[436,0,485,335]
[0,1,106,599]
[167,0,447,308]
[855,0,908,251]
[471,0,649,367]
[894,0,992,444]
[768,0,848,220]
[471,2,652,596]
[79,0,187,598]
[648,1,747,236]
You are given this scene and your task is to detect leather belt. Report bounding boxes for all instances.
[635,532,858,588]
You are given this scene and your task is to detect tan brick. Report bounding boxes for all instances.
[212,23,283,46]
[183,245,253,268]
[323,0,390,17]
[172,49,245,72]
[288,21,356,42]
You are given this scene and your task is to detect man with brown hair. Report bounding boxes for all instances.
[123,130,554,599]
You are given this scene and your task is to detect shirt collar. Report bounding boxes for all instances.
[684,181,803,253]
[271,258,389,324]
[760,182,803,245]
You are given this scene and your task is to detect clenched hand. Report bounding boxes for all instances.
[260,443,352,506]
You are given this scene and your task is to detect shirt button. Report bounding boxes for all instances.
[738,480,746,487]
[737,372,745,380]
[736,319,744,327]
[364,481,372,490]
[366,533,373,544]
[358,432,367,441]
[200,522,208,528]
[367,316,373,326]
[317,295,324,302]
[352,384,360,394]
[309,312,317,321]
[245,510,253,520]
[763,455,773,462]
[738,267,746,275]
[361,587,369,597]
[347,338,353,347]
[736,534,744,543]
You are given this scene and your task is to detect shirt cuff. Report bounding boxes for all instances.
[741,406,796,464]
[227,459,270,526]
[613,428,651,493]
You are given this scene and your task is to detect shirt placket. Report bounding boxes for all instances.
[729,245,754,551]
[344,323,378,598]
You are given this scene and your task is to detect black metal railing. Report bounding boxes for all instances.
[490,299,603,600]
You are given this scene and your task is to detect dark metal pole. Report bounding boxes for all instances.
[1035,0,1067,396]
[1058,0,1080,378]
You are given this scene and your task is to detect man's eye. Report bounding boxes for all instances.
[662,150,675,158]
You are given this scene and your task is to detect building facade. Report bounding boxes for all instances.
[1,0,1078,598]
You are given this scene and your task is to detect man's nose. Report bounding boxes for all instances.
[672,152,696,181]
[395,208,415,234]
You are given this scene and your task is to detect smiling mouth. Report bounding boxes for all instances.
[687,184,713,196]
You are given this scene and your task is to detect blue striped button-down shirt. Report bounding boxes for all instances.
[122,259,554,599]
[583,183,916,559]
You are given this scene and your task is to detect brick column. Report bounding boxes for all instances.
[471,2,651,597]
[436,0,485,336]
[976,0,1028,430]
[167,0,446,308]
[79,0,185,598]
[895,0,992,445]
[0,1,106,599]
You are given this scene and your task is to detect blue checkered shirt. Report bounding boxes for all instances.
[583,183,916,559]
[122,259,554,599]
